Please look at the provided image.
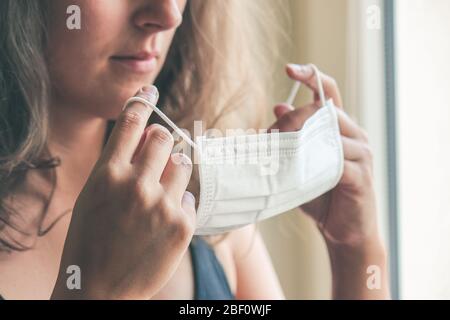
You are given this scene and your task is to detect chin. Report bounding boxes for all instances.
[89,92,131,121]
[94,107,123,121]
[88,77,158,120]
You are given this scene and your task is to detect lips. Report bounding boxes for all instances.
[110,51,159,74]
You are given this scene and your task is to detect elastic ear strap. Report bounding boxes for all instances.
[286,64,327,107]
[123,96,198,151]
[286,81,302,105]
[309,64,327,107]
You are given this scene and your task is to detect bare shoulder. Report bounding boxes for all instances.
[212,225,285,300]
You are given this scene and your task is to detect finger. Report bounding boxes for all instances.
[102,85,159,165]
[340,160,361,187]
[273,103,294,119]
[181,191,197,224]
[339,160,372,191]
[269,104,319,132]
[286,64,343,108]
[134,124,174,180]
[131,126,151,163]
[336,108,368,141]
[160,153,193,200]
[342,136,368,161]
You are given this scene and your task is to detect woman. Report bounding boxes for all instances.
[0,0,389,299]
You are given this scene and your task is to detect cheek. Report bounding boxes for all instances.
[46,0,131,116]
[158,30,178,64]
[46,0,109,74]
[45,0,182,120]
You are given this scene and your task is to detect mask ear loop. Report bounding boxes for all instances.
[309,64,327,108]
[285,64,327,108]
[123,96,199,152]
[285,81,302,105]
[256,64,327,238]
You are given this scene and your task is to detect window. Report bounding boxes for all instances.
[395,0,450,299]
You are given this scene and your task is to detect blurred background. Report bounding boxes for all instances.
[258,0,450,300]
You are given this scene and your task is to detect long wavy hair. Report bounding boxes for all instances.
[0,0,287,251]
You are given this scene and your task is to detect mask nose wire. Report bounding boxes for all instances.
[285,64,327,108]
[123,96,199,152]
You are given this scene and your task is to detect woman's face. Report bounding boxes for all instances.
[46,0,187,119]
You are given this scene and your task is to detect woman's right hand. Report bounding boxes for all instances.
[51,86,196,300]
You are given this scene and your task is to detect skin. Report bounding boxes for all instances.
[0,0,388,300]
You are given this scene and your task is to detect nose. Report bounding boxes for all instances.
[133,0,183,32]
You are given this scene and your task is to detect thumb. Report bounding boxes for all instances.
[273,103,294,119]
[131,85,160,162]
[136,85,160,105]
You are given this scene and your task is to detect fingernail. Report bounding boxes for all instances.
[123,85,159,112]
[183,191,196,206]
[172,153,193,169]
[137,85,159,104]
[288,64,309,75]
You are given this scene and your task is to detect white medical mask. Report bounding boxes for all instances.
[124,65,344,235]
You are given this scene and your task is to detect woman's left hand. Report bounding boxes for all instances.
[269,64,380,248]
